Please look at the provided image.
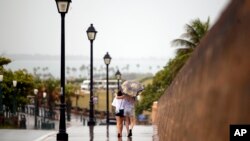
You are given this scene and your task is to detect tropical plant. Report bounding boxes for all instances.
[171,17,210,56]
[1,69,35,115]
[65,83,79,121]
[136,18,210,116]
[43,78,60,118]
[0,57,11,68]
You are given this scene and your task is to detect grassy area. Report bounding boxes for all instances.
[139,76,153,86]
[71,76,153,112]
[71,89,115,113]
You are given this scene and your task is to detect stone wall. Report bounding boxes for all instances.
[156,0,250,141]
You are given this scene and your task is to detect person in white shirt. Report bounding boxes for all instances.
[116,94,136,137]
[112,90,125,137]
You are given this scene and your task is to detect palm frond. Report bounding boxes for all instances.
[176,48,194,56]
[171,17,210,57]
[171,38,196,48]
[183,24,200,44]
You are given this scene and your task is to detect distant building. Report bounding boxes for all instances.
[81,79,121,91]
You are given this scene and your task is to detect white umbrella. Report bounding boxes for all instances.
[121,80,144,97]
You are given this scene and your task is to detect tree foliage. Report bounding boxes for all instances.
[136,18,210,115]
[136,54,190,115]
[1,68,34,113]
[0,55,81,118]
[0,56,11,68]
[172,18,210,56]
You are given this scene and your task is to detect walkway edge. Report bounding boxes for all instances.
[33,131,57,141]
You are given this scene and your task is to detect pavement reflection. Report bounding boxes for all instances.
[106,125,109,139]
[89,125,94,141]
[88,124,147,141]
[1,119,154,141]
[152,125,159,141]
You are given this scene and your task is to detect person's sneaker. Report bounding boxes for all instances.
[128,129,132,137]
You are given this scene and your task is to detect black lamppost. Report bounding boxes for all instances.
[75,90,80,111]
[13,80,17,115]
[115,70,122,90]
[86,24,97,126]
[55,0,71,140]
[34,89,38,129]
[0,75,3,116]
[43,92,47,122]
[103,52,111,125]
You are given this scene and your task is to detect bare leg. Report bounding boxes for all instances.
[116,116,121,135]
[127,116,135,137]
[129,116,135,130]
[119,117,124,136]
[125,116,130,134]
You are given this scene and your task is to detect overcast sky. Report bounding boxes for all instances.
[0,0,230,60]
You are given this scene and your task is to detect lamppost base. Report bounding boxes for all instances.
[57,132,68,141]
[87,121,96,126]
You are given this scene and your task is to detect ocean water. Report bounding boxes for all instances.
[6,58,168,78]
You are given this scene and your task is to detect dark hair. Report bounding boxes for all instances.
[117,90,123,96]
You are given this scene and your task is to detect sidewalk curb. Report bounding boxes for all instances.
[33,122,73,141]
[33,131,57,141]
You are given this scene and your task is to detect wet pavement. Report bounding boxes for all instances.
[0,116,158,141]
[0,129,53,141]
[36,121,155,141]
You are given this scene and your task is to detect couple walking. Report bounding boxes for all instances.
[112,90,136,138]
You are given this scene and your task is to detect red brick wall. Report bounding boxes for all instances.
[156,0,250,141]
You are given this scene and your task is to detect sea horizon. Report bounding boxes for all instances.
[2,54,171,78]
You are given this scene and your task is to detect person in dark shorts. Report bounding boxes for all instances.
[112,90,125,137]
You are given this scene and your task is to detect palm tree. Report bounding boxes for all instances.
[44,79,60,119]
[157,65,161,69]
[0,56,11,67]
[79,64,86,79]
[72,67,77,79]
[109,67,115,76]
[66,66,71,76]
[126,64,130,72]
[171,17,210,56]
[137,18,210,114]
[136,64,140,71]
[149,66,152,72]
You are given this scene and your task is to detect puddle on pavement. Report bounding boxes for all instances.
[88,125,159,141]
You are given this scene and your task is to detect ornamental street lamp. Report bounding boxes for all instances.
[55,0,71,140]
[86,24,97,126]
[115,70,122,90]
[103,52,111,125]
[34,89,38,129]
[13,80,17,115]
[0,75,3,115]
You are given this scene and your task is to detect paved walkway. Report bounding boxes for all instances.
[36,120,155,141]
[0,129,53,141]
[0,114,158,141]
